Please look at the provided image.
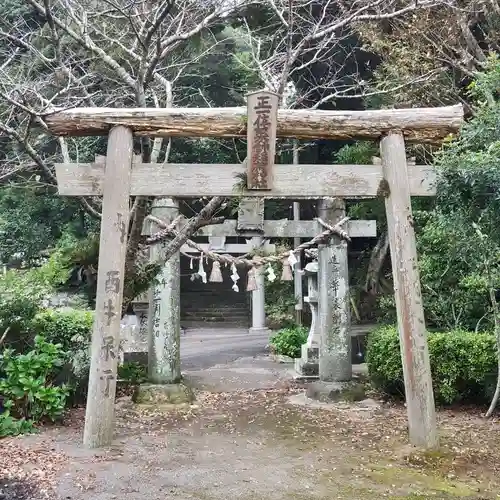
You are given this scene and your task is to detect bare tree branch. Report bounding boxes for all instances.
[0,0,252,297]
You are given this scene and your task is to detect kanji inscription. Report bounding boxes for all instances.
[116,212,126,243]
[246,90,278,190]
[105,270,121,294]
[101,335,116,361]
[100,369,115,398]
[103,298,116,325]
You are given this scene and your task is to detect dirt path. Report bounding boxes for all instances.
[2,355,500,499]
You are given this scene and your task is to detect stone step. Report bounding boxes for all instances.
[182,320,249,328]
[181,306,249,312]
[181,302,249,311]
[181,306,250,314]
[182,308,249,313]
[181,289,247,292]
[181,305,248,311]
[181,310,248,315]
[181,300,248,307]
[182,314,249,319]
[181,311,250,318]
[182,320,250,326]
[181,314,250,321]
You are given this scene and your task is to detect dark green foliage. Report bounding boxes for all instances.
[0,262,90,347]
[264,262,296,329]
[414,56,500,330]
[0,187,96,266]
[0,403,34,437]
[366,326,497,405]
[335,141,387,229]
[0,269,50,349]
[269,326,309,358]
[118,362,147,385]
[30,309,93,397]
[375,295,398,324]
[0,251,94,403]
[335,141,378,165]
[416,210,496,330]
[42,232,100,306]
[0,336,71,437]
[31,309,93,352]
[124,262,163,310]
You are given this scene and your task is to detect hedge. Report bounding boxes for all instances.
[30,309,94,399]
[269,326,308,358]
[30,308,93,351]
[366,325,498,405]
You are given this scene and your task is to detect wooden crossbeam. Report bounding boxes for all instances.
[143,217,376,238]
[180,243,276,254]
[194,219,376,238]
[44,104,464,143]
[55,162,436,198]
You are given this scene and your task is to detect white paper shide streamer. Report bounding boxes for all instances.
[231,263,240,291]
[266,264,276,282]
[287,250,298,272]
[198,253,207,283]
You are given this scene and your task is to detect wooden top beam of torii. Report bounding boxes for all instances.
[44,103,464,144]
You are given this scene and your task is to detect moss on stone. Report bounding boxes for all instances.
[133,382,195,405]
[306,380,368,403]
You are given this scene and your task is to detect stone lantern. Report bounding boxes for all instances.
[294,261,320,377]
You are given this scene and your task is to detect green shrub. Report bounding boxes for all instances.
[118,362,147,384]
[0,270,49,349]
[30,309,93,397]
[266,306,296,330]
[0,402,34,437]
[366,325,497,405]
[0,336,71,437]
[269,326,308,358]
[31,308,93,351]
[265,268,296,329]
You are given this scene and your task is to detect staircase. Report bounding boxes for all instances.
[181,290,250,328]
[180,256,251,328]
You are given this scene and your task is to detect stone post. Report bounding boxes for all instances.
[249,236,269,334]
[119,299,149,365]
[293,205,304,326]
[294,261,320,377]
[147,197,181,384]
[304,262,320,348]
[318,198,352,382]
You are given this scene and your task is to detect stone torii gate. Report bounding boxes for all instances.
[134,196,376,383]
[175,197,376,333]
[48,97,463,450]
